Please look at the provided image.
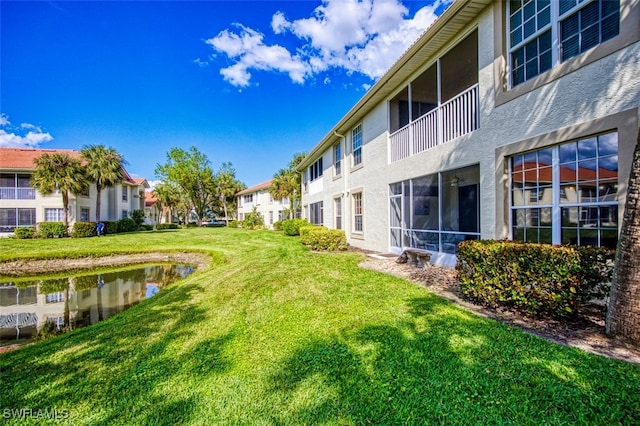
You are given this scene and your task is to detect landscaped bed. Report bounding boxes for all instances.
[1,228,638,425]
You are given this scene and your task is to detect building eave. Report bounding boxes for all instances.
[296,0,492,171]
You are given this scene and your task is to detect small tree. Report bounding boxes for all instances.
[270,152,305,219]
[31,153,88,235]
[131,209,145,228]
[215,162,246,225]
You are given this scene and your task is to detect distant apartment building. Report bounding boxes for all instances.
[297,0,640,266]
[0,148,148,235]
[236,180,291,229]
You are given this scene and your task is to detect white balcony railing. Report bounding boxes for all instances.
[390,84,479,163]
[0,187,36,200]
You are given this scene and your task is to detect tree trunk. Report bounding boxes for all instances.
[223,201,229,225]
[606,129,640,343]
[62,191,70,236]
[95,187,102,223]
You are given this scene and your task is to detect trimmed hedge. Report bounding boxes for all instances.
[300,226,347,251]
[156,223,179,230]
[456,240,614,318]
[72,222,97,238]
[117,218,137,233]
[37,222,66,238]
[103,221,118,235]
[14,227,36,239]
[281,218,310,236]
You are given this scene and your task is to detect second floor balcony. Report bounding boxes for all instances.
[0,187,36,200]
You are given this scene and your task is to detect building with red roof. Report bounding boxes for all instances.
[0,147,149,234]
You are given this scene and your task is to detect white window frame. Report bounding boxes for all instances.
[352,124,363,167]
[334,142,342,177]
[45,208,64,222]
[352,192,363,234]
[334,197,342,230]
[507,0,620,88]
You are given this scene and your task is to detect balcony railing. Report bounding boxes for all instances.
[0,187,36,200]
[390,84,479,163]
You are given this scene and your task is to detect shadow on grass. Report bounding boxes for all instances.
[0,277,236,425]
[265,295,640,425]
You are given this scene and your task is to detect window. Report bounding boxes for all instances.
[45,208,64,222]
[334,197,342,230]
[352,124,362,166]
[269,211,274,225]
[244,194,253,203]
[122,187,128,202]
[511,131,618,249]
[46,293,65,303]
[508,0,619,86]
[310,158,323,181]
[334,143,342,176]
[309,202,323,225]
[353,192,363,233]
[122,210,128,219]
[560,0,620,61]
[0,208,36,232]
[80,208,90,222]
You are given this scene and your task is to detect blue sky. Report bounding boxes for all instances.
[1,0,449,188]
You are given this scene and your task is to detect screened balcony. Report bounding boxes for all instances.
[0,173,35,200]
[389,30,479,163]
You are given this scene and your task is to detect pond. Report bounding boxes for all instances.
[0,263,194,345]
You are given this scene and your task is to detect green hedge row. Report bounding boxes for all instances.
[456,240,615,318]
[14,227,36,239]
[299,225,347,251]
[156,223,180,230]
[281,218,309,236]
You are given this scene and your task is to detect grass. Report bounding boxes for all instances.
[0,228,638,425]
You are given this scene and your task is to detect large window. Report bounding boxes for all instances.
[508,0,619,86]
[0,208,36,232]
[244,194,253,203]
[310,158,323,181]
[80,208,90,222]
[511,132,618,249]
[352,192,363,233]
[309,201,323,225]
[334,197,342,230]
[352,124,362,167]
[45,208,64,222]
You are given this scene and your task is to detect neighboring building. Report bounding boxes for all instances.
[0,148,148,235]
[297,0,640,266]
[236,180,291,229]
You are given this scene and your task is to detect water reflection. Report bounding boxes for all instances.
[0,263,193,344]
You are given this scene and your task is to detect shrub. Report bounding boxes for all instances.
[140,224,154,231]
[131,209,145,227]
[37,222,66,238]
[243,207,265,230]
[228,220,239,228]
[156,223,179,230]
[273,221,283,231]
[103,221,118,235]
[117,218,137,233]
[281,218,310,236]
[456,240,615,318]
[72,222,97,238]
[300,226,347,251]
[14,227,35,239]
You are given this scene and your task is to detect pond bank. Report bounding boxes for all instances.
[0,252,210,276]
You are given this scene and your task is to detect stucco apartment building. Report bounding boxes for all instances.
[236,180,292,229]
[298,0,640,266]
[0,148,148,234]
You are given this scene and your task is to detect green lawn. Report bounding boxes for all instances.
[1,228,638,425]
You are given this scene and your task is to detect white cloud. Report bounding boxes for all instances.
[206,0,450,87]
[0,114,53,148]
[206,24,311,87]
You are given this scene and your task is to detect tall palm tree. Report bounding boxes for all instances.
[81,145,126,223]
[31,153,88,235]
[216,162,245,225]
[606,129,640,343]
[270,153,306,219]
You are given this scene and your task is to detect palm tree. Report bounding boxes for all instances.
[153,181,182,224]
[270,153,306,219]
[606,129,640,343]
[215,162,245,225]
[31,152,88,235]
[81,145,125,223]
